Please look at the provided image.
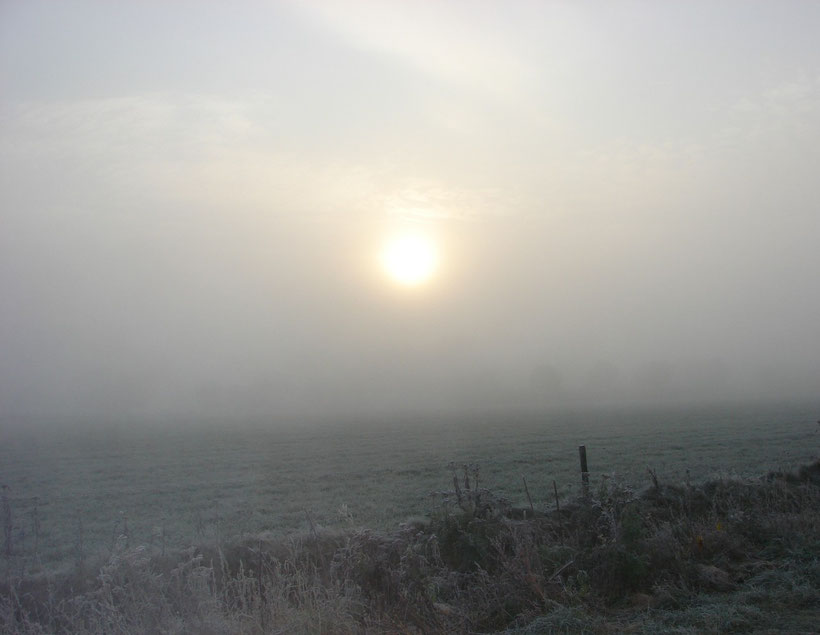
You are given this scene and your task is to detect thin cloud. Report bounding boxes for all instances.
[287,0,539,97]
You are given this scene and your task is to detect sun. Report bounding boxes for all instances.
[380,234,439,287]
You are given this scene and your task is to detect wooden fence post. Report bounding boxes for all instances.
[578,445,589,498]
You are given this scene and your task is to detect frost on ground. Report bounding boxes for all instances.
[2,461,819,634]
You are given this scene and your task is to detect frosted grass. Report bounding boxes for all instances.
[1,402,817,572]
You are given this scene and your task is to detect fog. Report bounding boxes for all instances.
[2,1,819,422]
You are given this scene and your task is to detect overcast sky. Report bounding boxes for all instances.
[2,1,819,421]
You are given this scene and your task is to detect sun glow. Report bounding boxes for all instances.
[380,234,439,287]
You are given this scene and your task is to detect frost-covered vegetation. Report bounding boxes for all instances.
[1,405,816,573]
[3,460,819,633]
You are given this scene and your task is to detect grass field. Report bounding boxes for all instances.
[2,401,817,577]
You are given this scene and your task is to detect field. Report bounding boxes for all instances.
[2,402,820,633]
[2,402,817,575]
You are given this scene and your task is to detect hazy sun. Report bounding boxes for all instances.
[380,234,439,287]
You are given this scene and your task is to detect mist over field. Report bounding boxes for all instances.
[3,4,820,633]
[2,0,820,424]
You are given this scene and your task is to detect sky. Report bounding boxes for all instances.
[1,0,819,421]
